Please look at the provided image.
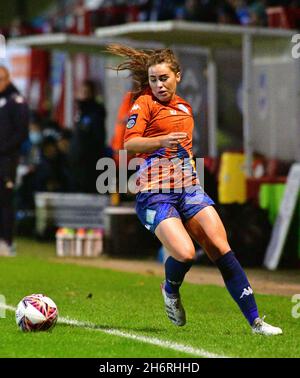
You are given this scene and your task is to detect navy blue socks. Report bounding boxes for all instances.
[164,256,193,294]
[164,251,259,326]
[215,251,259,325]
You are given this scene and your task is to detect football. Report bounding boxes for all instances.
[16,294,58,332]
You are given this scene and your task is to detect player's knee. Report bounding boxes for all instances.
[205,236,231,259]
[213,236,230,254]
[177,246,195,263]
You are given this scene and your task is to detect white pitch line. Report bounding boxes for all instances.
[1,304,230,358]
[59,316,230,358]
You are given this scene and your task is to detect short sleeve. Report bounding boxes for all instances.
[124,95,151,143]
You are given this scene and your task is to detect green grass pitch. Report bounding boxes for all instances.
[0,238,299,358]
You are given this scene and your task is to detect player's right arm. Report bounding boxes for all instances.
[124,133,188,153]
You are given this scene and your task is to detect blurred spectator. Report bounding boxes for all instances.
[0,66,29,255]
[217,1,240,24]
[57,129,74,192]
[17,126,74,211]
[69,79,106,193]
[34,136,64,192]
[17,114,43,205]
[149,0,185,20]
[57,129,72,157]
[221,0,267,26]
[5,0,300,39]
[16,116,43,210]
[248,1,267,26]
[229,0,252,25]
[9,17,34,37]
[29,121,43,148]
[137,0,154,21]
[5,0,297,38]
[20,115,43,166]
[41,118,61,140]
[184,0,218,23]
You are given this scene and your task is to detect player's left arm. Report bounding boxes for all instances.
[0,95,29,155]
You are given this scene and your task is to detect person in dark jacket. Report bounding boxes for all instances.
[69,80,106,193]
[0,66,29,255]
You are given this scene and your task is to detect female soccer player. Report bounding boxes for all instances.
[107,44,282,336]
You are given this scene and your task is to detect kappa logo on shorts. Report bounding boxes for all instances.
[126,114,138,129]
[146,209,156,225]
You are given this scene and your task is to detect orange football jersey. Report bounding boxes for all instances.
[124,90,199,192]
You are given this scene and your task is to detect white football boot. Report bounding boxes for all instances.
[0,240,15,256]
[252,316,282,336]
[161,281,186,326]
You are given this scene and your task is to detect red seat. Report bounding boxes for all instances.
[267,6,300,29]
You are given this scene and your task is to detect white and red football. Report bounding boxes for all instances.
[16,294,58,332]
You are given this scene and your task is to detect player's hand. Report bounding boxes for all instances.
[160,132,188,148]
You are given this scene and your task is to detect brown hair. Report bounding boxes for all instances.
[106,44,181,99]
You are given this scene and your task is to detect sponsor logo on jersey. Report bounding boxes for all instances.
[126,113,138,129]
[240,286,253,299]
[131,104,141,111]
[178,104,190,114]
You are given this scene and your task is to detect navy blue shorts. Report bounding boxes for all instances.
[135,186,215,234]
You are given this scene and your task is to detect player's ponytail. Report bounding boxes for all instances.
[106,44,181,99]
